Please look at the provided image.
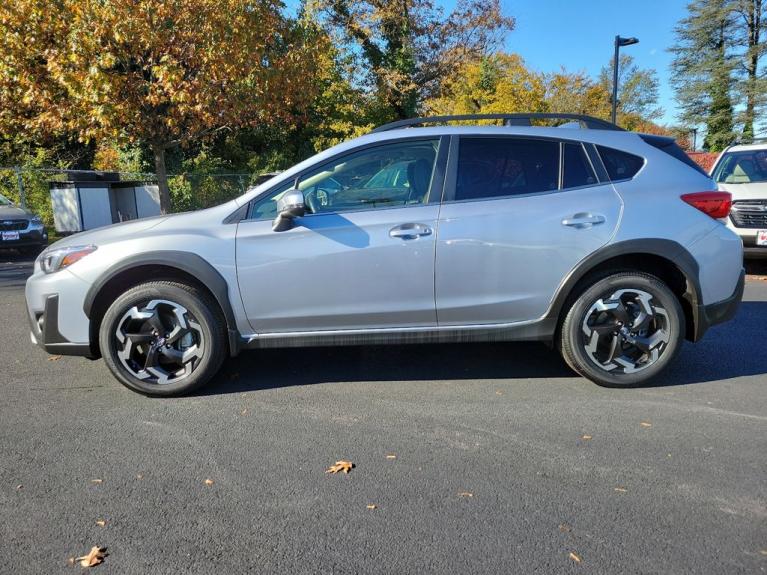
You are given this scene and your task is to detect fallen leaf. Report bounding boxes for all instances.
[204,479,214,486]
[458,491,473,498]
[495,390,504,395]
[95,519,106,527]
[136,474,143,480]
[74,546,106,568]
[569,551,582,563]
[90,479,102,484]
[385,454,396,460]
[241,409,248,415]
[326,460,354,474]
[16,484,22,490]
[640,422,652,428]
[581,435,592,440]
[558,523,572,532]
[48,355,61,361]
[759,549,767,556]
[67,557,76,566]
[366,504,377,509]
[614,487,627,493]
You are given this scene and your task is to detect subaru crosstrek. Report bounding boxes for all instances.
[25,114,745,396]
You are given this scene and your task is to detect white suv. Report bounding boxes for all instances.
[711,140,767,258]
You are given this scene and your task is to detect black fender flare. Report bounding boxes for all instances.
[83,251,242,355]
[543,238,703,338]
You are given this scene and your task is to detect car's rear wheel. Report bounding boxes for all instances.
[559,271,684,387]
[99,281,226,396]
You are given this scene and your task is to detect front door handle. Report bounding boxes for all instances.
[561,213,606,229]
[389,223,433,240]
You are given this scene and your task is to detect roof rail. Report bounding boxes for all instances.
[732,136,767,145]
[370,113,625,133]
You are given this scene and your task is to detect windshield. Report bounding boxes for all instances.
[713,150,767,184]
[0,193,12,206]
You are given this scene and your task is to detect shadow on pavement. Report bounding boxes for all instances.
[199,300,767,396]
[0,250,36,291]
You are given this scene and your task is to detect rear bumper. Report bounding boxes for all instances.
[693,268,745,341]
[28,294,95,357]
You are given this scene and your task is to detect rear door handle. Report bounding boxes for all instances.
[389,223,433,240]
[561,213,606,229]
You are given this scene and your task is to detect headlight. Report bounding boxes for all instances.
[39,245,97,274]
[30,216,43,226]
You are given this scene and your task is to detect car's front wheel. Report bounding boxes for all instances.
[559,271,685,387]
[99,281,227,396]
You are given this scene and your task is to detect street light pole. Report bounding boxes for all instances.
[611,35,639,126]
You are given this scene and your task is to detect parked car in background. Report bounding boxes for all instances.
[711,140,767,258]
[26,113,744,396]
[0,193,48,254]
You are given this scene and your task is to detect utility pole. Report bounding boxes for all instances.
[611,35,639,125]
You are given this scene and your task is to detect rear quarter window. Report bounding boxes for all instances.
[596,145,644,181]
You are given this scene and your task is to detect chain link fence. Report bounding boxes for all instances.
[0,167,262,229]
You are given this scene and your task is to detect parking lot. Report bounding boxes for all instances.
[1,252,766,574]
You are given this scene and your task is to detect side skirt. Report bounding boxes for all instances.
[240,318,557,349]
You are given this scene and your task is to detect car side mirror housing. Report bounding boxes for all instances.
[272,188,306,232]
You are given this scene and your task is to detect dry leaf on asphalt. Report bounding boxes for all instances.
[95,520,106,527]
[204,479,214,486]
[614,487,627,493]
[581,435,592,440]
[458,491,473,498]
[47,355,61,361]
[569,551,582,563]
[16,484,22,490]
[640,421,652,428]
[385,454,396,460]
[241,408,248,415]
[74,546,106,567]
[558,523,572,533]
[90,479,102,484]
[136,474,143,480]
[325,460,354,474]
[366,504,377,509]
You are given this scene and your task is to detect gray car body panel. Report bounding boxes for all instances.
[25,124,744,356]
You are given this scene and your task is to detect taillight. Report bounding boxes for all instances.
[680,191,732,219]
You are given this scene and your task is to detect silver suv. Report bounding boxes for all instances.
[710,140,767,258]
[25,114,745,396]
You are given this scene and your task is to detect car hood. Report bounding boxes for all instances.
[0,205,33,219]
[47,215,170,250]
[717,182,767,200]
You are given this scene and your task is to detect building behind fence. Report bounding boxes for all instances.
[0,167,261,230]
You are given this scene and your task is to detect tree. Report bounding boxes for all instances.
[0,0,324,213]
[598,54,663,126]
[315,0,515,120]
[425,53,546,116]
[671,0,765,146]
[544,69,611,118]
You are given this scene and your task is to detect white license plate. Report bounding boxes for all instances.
[757,230,767,246]
[1,231,19,241]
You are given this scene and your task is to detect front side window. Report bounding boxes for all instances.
[0,193,12,206]
[455,138,559,201]
[250,139,439,220]
[713,150,767,184]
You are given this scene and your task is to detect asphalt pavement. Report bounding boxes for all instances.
[1,251,765,574]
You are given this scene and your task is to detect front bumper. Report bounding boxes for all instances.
[692,268,745,341]
[28,294,94,356]
[0,226,48,248]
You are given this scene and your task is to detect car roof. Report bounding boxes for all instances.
[724,142,767,152]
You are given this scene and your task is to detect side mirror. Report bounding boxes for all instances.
[272,188,306,232]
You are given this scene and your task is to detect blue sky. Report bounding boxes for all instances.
[502,0,687,125]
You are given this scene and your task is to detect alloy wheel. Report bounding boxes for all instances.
[580,288,670,374]
[114,299,204,385]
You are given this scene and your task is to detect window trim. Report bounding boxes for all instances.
[241,136,449,223]
[442,135,607,205]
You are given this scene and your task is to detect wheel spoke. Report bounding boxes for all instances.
[605,334,621,363]
[591,322,617,336]
[124,332,153,344]
[610,299,632,325]
[147,310,165,335]
[143,343,160,370]
[165,325,189,345]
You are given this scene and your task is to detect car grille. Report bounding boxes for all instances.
[0,220,27,231]
[730,200,767,229]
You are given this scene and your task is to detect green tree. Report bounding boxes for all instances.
[599,54,663,126]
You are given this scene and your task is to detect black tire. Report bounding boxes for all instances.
[99,281,227,396]
[559,271,684,387]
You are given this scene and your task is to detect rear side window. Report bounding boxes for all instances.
[597,145,644,180]
[563,143,597,188]
[456,138,559,201]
